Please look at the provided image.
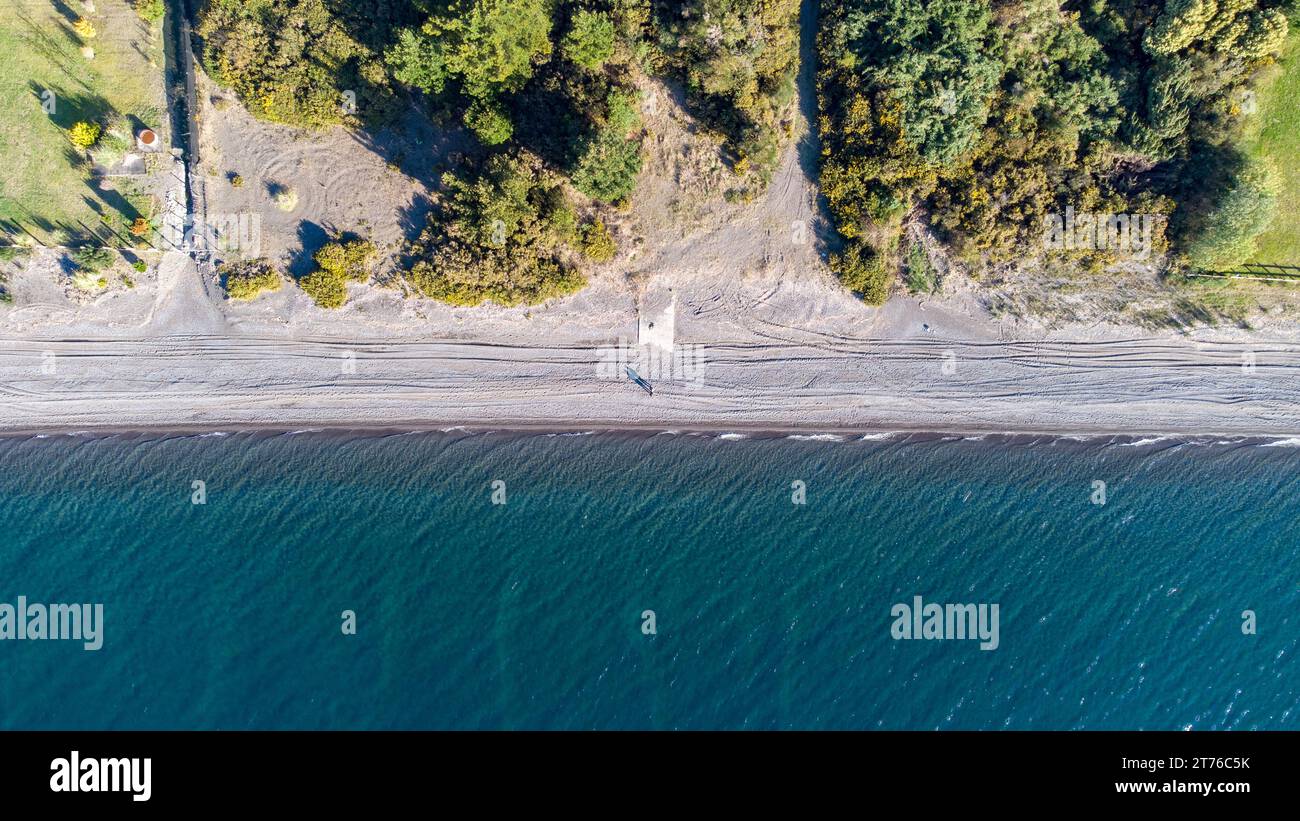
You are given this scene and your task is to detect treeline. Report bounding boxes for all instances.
[196,0,420,127]
[818,0,1293,303]
[197,0,803,306]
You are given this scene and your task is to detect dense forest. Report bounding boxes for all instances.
[196,1,1297,308]
[819,0,1295,302]
[197,0,802,306]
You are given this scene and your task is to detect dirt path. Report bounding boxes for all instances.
[145,252,226,334]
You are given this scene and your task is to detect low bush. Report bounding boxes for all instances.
[832,241,891,305]
[222,259,283,301]
[299,238,376,309]
[68,122,102,149]
[71,246,116,274]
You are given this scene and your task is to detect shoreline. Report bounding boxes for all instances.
[3,419,1298,443]
[8,259,1300,442]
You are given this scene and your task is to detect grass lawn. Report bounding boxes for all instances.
[1247,30,1300,264]
[0,0,165,245]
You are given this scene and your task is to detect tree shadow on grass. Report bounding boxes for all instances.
[49,0,80,24]
[29,83,115,132]
[0,191,130,249]
[77,145,146,244]
[13,3,95,95]
[80,189,144,238]
[0,216,60,247]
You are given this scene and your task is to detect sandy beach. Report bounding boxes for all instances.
[6,239,1300,438]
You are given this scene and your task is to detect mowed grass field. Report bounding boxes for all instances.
[1248,30,1300,263]
[0,0,164,243]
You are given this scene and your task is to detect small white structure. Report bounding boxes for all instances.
[137,129,159,152]
[637,291,675,355]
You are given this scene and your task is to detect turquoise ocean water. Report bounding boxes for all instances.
[0,429,1295,729]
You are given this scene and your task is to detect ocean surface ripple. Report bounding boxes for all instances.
[0,430,1295,729]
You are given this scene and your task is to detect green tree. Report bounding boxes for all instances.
[572,131,642,202]
[406,151,586,306]
[1130,58,1194,160]
[387,28,450,94]
[71,246,115,273]
[843,0,1000,165]
[564,10,616,70]
[1236,9,1289,59]
[197,0,393,128]
[579,219,617,261]
[1185,158,1280,269]
[299,270,349,309]
[465,99,514,145]
[387,0,553,99]
[654,0,801,177]
[1144,0,1219,55]
[314,238,376,281]
[388,0,553,142]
